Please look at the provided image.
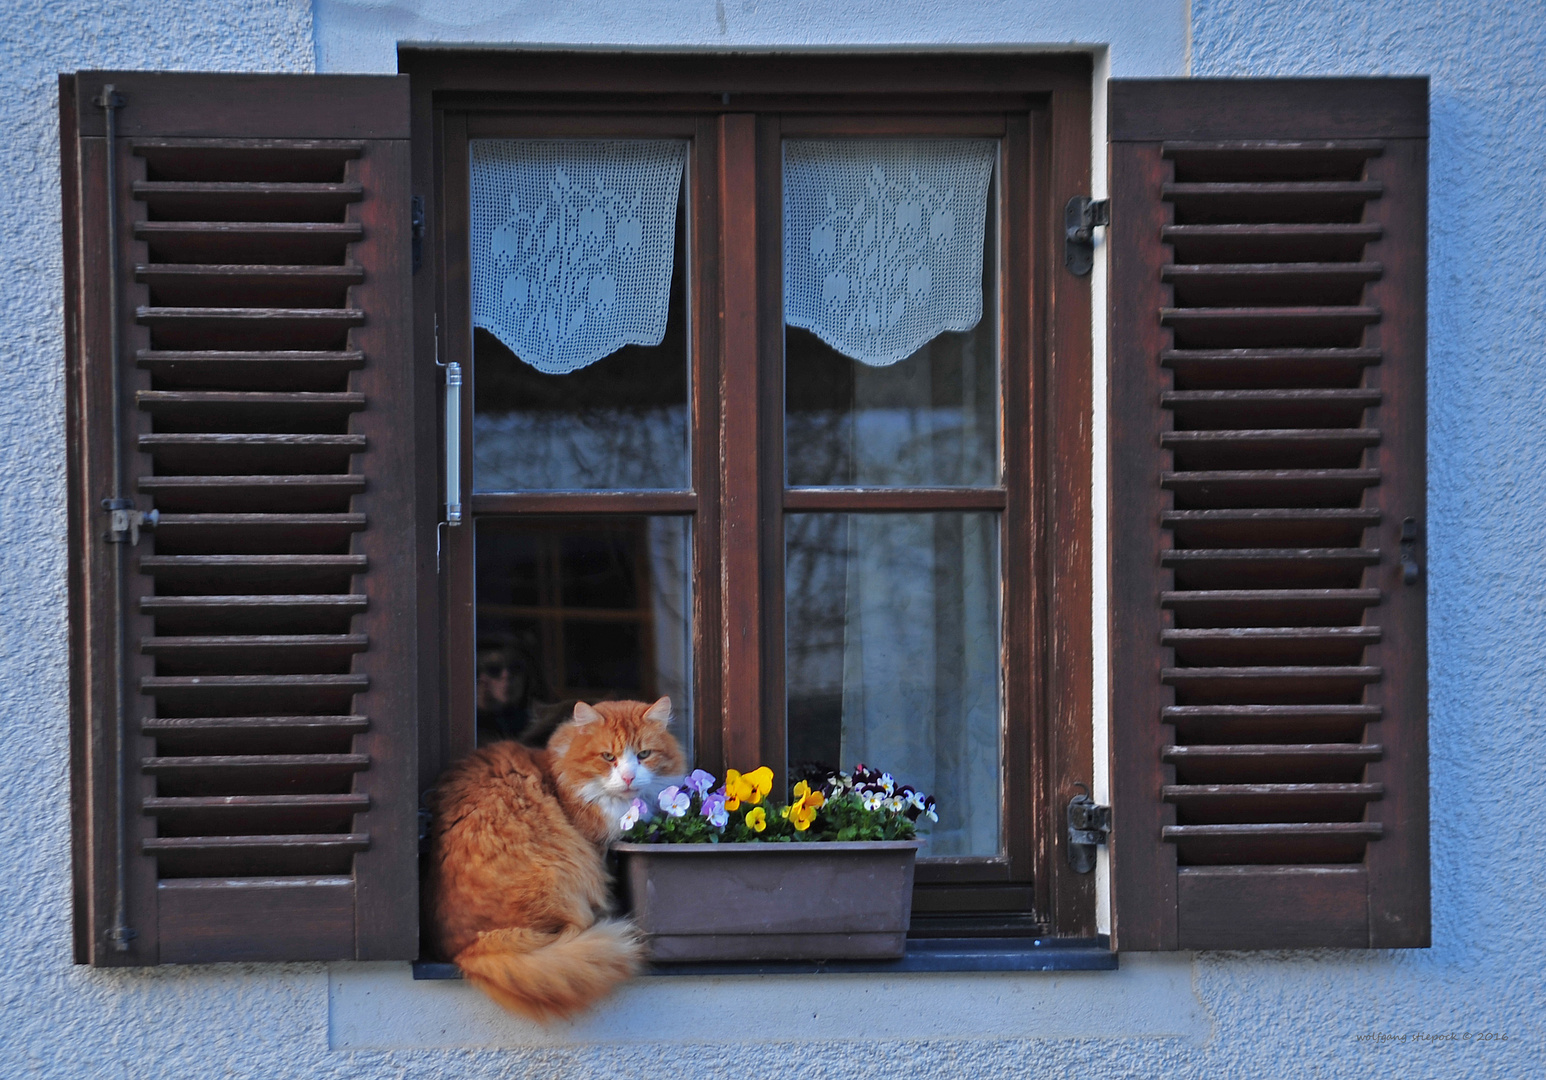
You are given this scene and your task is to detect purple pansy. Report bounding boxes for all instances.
[700,792,729,829]
[683,769,717,797]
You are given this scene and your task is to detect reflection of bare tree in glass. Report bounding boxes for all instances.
[475,405,687,491]
[784,325,996,489]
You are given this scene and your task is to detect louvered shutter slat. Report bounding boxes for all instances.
[65,73,419,965]
[1109,79,1428,951]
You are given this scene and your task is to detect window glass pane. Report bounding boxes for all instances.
[475,516,692,754]
[473,175,690,492]
[785,512,1002,857]
[785,151,999,488]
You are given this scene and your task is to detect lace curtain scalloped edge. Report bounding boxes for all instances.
[783,139,997,367]
[471,139,688,375]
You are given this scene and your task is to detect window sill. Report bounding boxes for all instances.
[412,936,1114,979]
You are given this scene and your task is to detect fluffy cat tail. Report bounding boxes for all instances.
[453,920,643,1023]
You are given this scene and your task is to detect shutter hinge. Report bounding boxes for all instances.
[1067,785,1111,874]
[412,194,426,272]
[1064,196,1109,277]
[102,498,158,546]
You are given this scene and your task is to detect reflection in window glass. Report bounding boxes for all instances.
[473,182,690,492]
[475,517,692,753]
[785,168,999,489]
[785,512,1002,857]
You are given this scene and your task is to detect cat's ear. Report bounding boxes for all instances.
[571,701,602,726]
[643,696,674,724]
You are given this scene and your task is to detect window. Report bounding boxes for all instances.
[423,56,1097,935]
[63,64,1427,965]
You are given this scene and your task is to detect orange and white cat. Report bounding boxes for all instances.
[424,696,685,1022]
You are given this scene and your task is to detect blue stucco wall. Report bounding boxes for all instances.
[1,1,1541,1076]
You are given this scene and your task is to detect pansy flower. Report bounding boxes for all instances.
[619,799,644,831]
[683,769,717,797]
[723,766,775,810]
[785,780,826,831]
[745,806,767,833]
[700,792,729,829]
[657,785,691,818]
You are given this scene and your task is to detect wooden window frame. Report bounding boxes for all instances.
[406,50,1097,939]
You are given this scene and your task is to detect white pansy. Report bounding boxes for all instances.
[658,786,691,818]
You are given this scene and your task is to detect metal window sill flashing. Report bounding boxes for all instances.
[411,937,1115,979]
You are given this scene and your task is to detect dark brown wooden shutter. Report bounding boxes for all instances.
[1107,79,1428,950]
[64,72,423,964]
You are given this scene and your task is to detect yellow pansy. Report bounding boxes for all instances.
[745,806,767,833]
[746,767,774,804]
[723,769,747,810]
[724,765,776,810]
[785,783,825,832]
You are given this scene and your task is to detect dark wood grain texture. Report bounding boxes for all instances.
[1176,866,1369,948]
[755,114,786,785]
[717,113,764,778]
[1108,79,1428,952]
[156,878,355,963]
[1001,107,1045,918]
[62,71,103,966]
[73,73,410,140]
[339,135,422,958]
[1107,139,1177,951]
[1360,136,1430,949]
[1110,79,1428,142]
[1043,74,1098,939]
[689,116,726,776]
[400,50,1092,102]
[66,71,418,965]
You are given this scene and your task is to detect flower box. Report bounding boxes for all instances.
[613,839,925,962]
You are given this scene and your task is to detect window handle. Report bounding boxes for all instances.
[445,360,462,526]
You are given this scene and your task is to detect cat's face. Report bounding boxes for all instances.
[548,697,685,807]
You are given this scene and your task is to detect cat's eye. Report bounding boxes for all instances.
[637,750,653,761]
[600,752,616,762]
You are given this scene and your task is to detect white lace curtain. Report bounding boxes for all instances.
[470,139,688,374]
[783,139,997,366]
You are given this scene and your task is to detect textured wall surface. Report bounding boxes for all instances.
[309,0,1186,76]
[4,0,1543,1076]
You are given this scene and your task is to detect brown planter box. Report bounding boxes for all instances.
[613,840,925,962]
